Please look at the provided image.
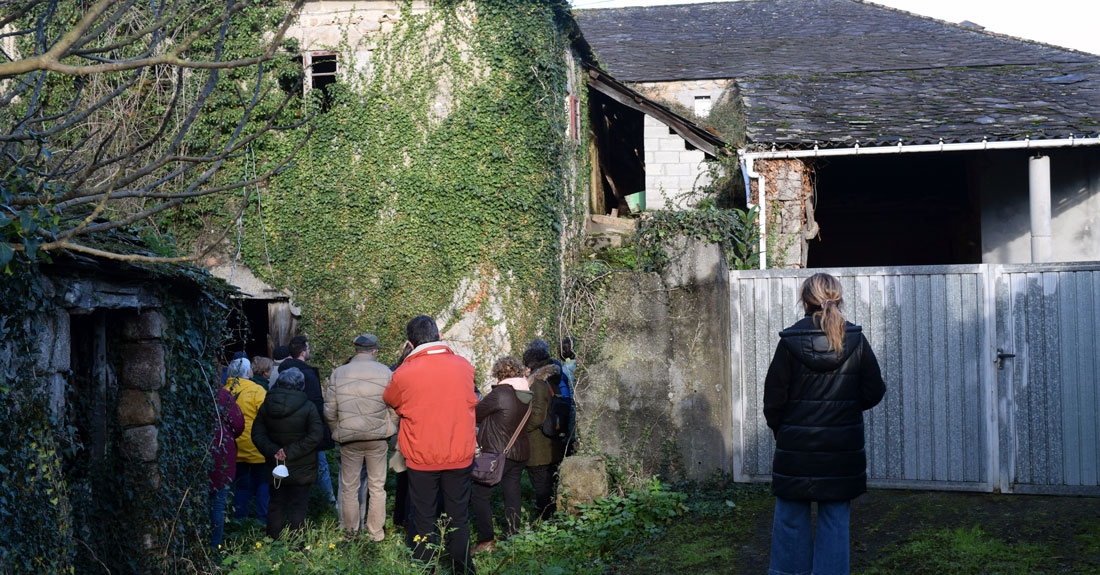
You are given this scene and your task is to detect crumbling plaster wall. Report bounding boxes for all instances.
[750,158,817,268]
[581,239,733,480]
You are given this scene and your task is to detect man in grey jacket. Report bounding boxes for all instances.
[324,334,398,540]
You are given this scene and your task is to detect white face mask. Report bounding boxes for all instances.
[272,464,289,489]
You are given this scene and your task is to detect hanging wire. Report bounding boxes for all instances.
[250,144,277,282]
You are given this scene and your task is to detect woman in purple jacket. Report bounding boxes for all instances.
[210,387,245,548]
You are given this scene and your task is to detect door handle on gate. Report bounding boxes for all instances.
[995,348,1016,370]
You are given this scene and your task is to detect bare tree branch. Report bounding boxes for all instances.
[0,0,311,262]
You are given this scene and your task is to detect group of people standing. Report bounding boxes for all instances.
[209,336,336,545]
[207,315,575,575]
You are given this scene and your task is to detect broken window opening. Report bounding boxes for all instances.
[304,52,338,111]
[694,95,712,117]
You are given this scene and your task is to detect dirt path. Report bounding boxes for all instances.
[614,485,1100,574]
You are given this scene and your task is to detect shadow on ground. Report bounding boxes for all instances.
[613,484,1100,574]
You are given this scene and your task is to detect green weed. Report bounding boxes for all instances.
[860,525,1047,575]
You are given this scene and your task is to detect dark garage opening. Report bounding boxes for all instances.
[226,298,275,361]
[807,153,983,268]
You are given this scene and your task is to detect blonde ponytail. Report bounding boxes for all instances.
[800,273,846,352]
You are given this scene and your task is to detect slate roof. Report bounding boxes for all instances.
[574,0,1100,148]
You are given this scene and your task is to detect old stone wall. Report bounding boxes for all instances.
[750,158,817,268]
[286,0,432,76]
[580,239,733,480]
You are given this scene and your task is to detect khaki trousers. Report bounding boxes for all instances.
[338,439,388,540]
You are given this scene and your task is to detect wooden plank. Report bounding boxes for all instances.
[1076,271,1097,486]
[945,273,965,481]
[902,274,919,480]
[916,274,934,481]
[931,274,949,480]
[1043,272,1063,485]
[962,272,981,483]
[886,274,905,479]
[1059,272,1079,486]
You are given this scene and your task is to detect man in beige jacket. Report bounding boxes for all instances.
[324,334,398,540]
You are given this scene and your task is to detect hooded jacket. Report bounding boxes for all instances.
[525,362,563,467]
[383,342,478,471]
[279,357,334,451]
[476,381,534,462]
[224,377,267,464]
[251,386,324,486]
[763,315,886,501]
[325,353,399,443]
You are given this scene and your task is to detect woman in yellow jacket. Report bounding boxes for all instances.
[224,358,269,522]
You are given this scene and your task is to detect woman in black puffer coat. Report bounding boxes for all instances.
[251,367,323,540]
[763,273,885,575]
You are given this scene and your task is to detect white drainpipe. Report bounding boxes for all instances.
[741,156,767,269]
[1028,155,1052,263]
[738,135,1100,269]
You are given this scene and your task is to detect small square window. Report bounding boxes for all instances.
[694,95,713,117]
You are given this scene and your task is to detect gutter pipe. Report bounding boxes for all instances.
[740,156,767,270]
[737,135,1100,270]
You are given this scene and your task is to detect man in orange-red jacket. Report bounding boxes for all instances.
[383,315,478,575]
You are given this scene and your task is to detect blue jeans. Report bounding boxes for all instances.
[769,497,850,575]
[317,451,335,502]
[233,462,270,522]
[209,486,230,548]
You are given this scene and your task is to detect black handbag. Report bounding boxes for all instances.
[473,404,532,486]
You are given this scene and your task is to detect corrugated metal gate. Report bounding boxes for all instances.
[729,262,1100,494]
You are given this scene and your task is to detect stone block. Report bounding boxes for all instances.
[119,390,161,427]
[120,343,165,391]
[653,151,679,164]
[659,137,685,152]
[680,150,705,164]
[665,162,690,176]
[780,200,805,234]
[558,455,608,512]
[121,310,166,341]
[643,138,660,152]
[123,426,159,462]
[34,311,69,373]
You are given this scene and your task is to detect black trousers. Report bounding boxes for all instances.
[394,470,409,527]
[471,458,526,543]
[266,482,311,540]
[526,463,558,521]
[407,465,476,575]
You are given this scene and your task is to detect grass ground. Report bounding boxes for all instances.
[221,461,1100,574]
[614,482,1100,575]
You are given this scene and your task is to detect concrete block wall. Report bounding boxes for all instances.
[643,115,711,210]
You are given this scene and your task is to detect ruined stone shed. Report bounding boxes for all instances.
[1,249,238,570]
[577,0,1100,269]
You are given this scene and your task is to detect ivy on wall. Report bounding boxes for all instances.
[205,0,589,370]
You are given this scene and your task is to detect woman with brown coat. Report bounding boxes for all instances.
[471,356,533,551]
[522,344,565,520]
